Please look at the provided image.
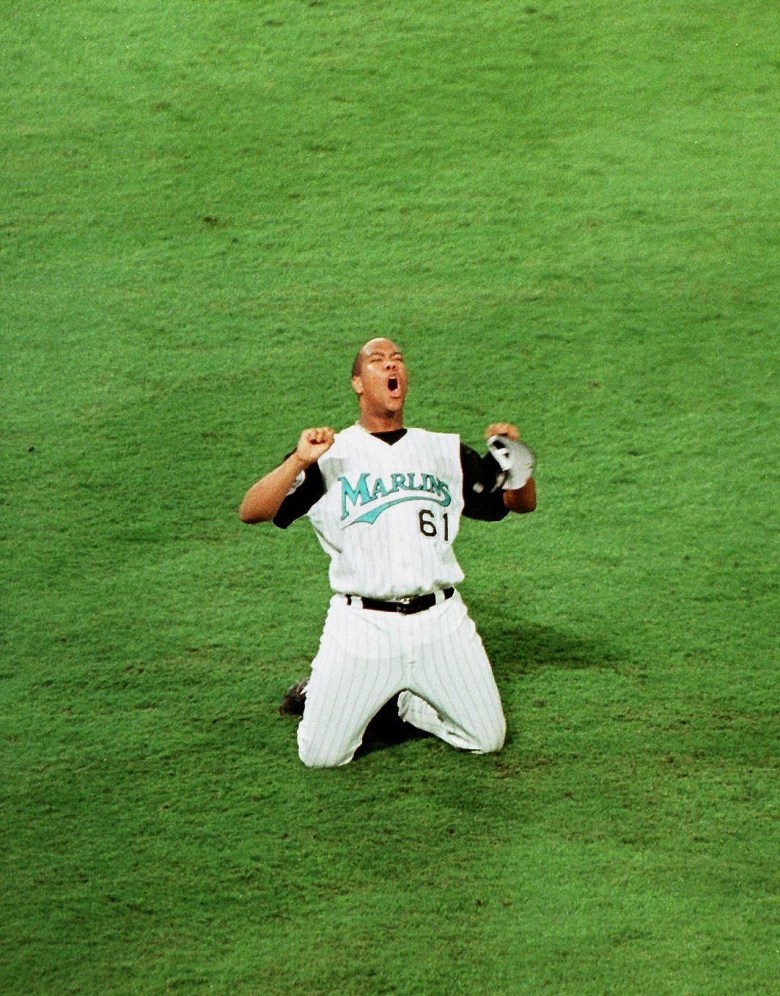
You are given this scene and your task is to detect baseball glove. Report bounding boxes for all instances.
[486,434,536,490]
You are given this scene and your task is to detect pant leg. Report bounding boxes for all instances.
[398,593,506,754]
[297,597,403,768]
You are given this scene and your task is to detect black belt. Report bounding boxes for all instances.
[345,588,454,615]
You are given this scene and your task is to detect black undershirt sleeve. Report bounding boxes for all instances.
[461,444,509,521]
[273,459,325,528]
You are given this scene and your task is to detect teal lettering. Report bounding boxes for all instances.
[433,478,451,502]
[339,473,371,520]
[340,470,453,524]
[371,478,389,501]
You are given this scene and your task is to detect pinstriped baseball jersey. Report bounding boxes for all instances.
[307,425,465,599]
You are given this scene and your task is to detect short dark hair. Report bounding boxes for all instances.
[351,348,364,379]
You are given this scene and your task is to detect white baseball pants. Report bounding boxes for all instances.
[297,591,506,768]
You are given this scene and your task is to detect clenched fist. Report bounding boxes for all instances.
[296,427,335,467]
[485,422,520,441]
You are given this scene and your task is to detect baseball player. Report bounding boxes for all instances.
[239,338,537,767]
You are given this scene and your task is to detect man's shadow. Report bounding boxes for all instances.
[480,619,626,679]
[358,622,622,755]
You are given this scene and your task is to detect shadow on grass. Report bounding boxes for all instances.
[277,684,426,756]
[280,623,628,758]
[357,698,430,756]
[359,623,626,756]
[481,620,627,678]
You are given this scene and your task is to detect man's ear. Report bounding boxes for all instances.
[351,375,363,396]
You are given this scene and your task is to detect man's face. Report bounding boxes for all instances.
[352,338,409,415]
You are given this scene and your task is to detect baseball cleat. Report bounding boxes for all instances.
[279,680,307,716]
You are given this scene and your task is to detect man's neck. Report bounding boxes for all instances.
[358,412,405,434]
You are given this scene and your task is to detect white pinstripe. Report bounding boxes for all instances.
[297,593,505,767]
[307,426,465,599]
[296,425,505,768]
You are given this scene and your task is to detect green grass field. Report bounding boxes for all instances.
[2,1,778,993]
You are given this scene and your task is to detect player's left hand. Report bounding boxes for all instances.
[485,422,520,441]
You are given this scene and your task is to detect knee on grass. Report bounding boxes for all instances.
[297,736,357,769]
[471,717,506,755]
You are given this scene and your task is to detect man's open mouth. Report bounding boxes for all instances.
[388,377,399,392]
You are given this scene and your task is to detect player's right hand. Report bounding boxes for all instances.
[296,427,335,466]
